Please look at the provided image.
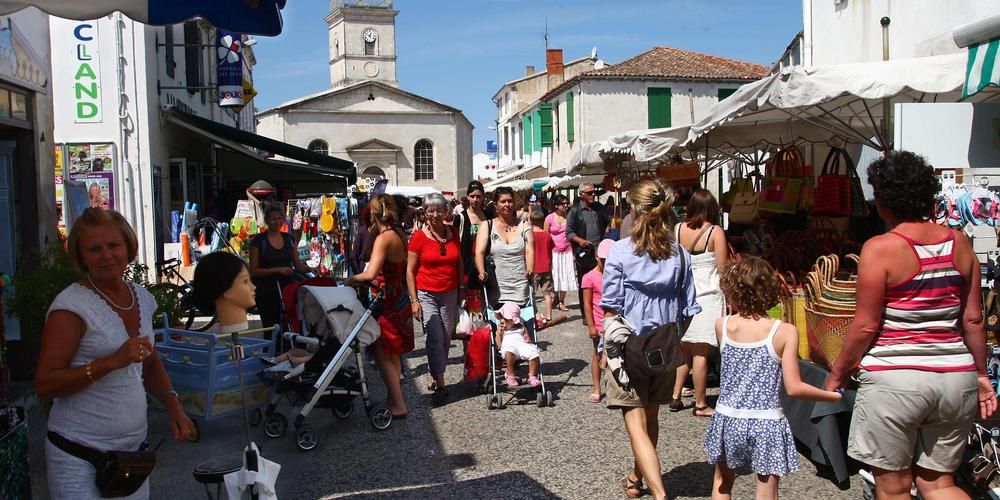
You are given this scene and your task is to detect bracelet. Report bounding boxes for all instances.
[165,389,180,399]
[84,361,97,383]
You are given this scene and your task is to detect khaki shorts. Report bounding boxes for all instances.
[532,272,553,296]
[847,369,977,472]
[603,364,675,409]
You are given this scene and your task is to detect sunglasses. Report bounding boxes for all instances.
[581,191,596,195]
[439,241,446,257]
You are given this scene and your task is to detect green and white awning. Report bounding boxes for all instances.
[964,37,1000,99]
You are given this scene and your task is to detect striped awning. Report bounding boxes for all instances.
[963,37,1000,99]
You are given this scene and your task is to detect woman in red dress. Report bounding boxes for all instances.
[346,194,413,418]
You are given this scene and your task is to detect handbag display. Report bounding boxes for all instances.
[761,146,810,215]
[48,431,156,498]
[728,174,761,225]
[623,245,687,381]
[812,148,861,217]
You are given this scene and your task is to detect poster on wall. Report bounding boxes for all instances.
[54,145,65,236]
[57,142,117,216]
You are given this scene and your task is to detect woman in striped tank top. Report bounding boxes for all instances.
[825,151,997,499]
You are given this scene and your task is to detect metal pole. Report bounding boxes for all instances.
[881,16,892,150]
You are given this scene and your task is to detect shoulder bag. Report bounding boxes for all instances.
[48,431,156,498]
[623,245,687,381]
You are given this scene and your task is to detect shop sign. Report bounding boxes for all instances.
[71,23,101,123]
[216,30,244,108]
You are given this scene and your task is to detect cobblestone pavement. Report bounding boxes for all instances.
[27,296,862,499]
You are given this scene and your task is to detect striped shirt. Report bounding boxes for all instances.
[860,231,975,373]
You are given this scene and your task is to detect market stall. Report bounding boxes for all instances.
[590,52,1000,491]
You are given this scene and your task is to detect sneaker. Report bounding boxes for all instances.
[528,376,541,388]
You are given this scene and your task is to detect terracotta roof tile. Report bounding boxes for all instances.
[587,46,769,80]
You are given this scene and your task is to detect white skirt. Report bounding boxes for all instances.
[551,250,577,292]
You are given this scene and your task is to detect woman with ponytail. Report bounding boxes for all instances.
[600,180,700,500]
[345,194,414,418]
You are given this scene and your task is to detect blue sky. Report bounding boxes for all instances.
[252,0,803,153]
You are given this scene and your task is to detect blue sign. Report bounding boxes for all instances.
[486,140,497,153]
[216,30,244,108]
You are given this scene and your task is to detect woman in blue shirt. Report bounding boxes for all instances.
[601,179,700,500]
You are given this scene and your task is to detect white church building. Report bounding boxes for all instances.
[256,0,473,195]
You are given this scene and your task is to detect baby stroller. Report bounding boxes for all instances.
[482,285,554,409]
[261,284,388,451]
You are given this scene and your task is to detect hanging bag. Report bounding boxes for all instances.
[760,147,806,215]
[811,148,853,217]
[728,172,761,225]
[722,162,753,211]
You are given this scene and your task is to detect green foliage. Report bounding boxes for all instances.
[5,243,82,359]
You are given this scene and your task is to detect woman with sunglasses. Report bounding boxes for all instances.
[406,193,463,399]
[545,194,576,311]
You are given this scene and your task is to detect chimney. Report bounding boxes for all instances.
[525,65,536,76]
[546,49,564,90]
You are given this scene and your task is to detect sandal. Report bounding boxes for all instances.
[619,475,644,498]
[504,374,519,387]
[668,398,685,412]
[693,406,715,417]
[680,387,694,397]
[587,392,602,403]
[557,303,570,312]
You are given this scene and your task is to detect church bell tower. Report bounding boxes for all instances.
[327,0,399,88]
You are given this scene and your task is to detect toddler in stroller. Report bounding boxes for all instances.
[496,302,541,388]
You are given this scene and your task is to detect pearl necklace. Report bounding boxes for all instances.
[87,275,136,311]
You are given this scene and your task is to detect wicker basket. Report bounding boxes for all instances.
[805,304,854,369]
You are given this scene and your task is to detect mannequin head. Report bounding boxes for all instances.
[192,252,255,327]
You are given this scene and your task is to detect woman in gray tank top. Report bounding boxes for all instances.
[475,186,534,308]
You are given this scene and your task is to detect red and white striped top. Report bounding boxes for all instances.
[860,231,975,373]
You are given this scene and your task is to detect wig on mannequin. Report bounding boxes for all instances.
[192,252,249,315]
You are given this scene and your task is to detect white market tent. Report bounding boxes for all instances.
[602,52,997,166]
[382,185,441,197]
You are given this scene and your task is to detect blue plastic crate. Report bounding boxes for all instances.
[154,325,277,421]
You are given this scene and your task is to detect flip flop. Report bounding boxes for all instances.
[587,393,602,403]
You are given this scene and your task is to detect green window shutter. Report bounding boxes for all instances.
[718,88,737,101]
[539,103,553,147]
[566,92,575,142]
[522,115,532,155]
[532,109,542,152]
[647,87,672,129]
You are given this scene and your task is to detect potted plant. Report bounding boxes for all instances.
[4,243,81,381]
[1,270,31,498]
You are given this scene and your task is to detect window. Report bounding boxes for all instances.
[522,115,532,155]
[566,91,575,142]
[183,22,203,98]
[308,139,329,155]
[553,102,560,144]
[647,87,672,128]
[517,122,524,159]
[503,126,510,158]
[539,103,553,147]
[532,109,542,152]
[365,40,375,56]
[164,25,176,78]
[414,140,434,180]
[718,88,737,101]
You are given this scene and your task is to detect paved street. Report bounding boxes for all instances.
[26,297,862,499]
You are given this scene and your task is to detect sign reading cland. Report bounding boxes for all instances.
[72,23,101,123]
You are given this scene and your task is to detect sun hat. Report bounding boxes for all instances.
[498,302,522,323]
[597,239,615,259]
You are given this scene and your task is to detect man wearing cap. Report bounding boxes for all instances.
[566,182,609,307]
